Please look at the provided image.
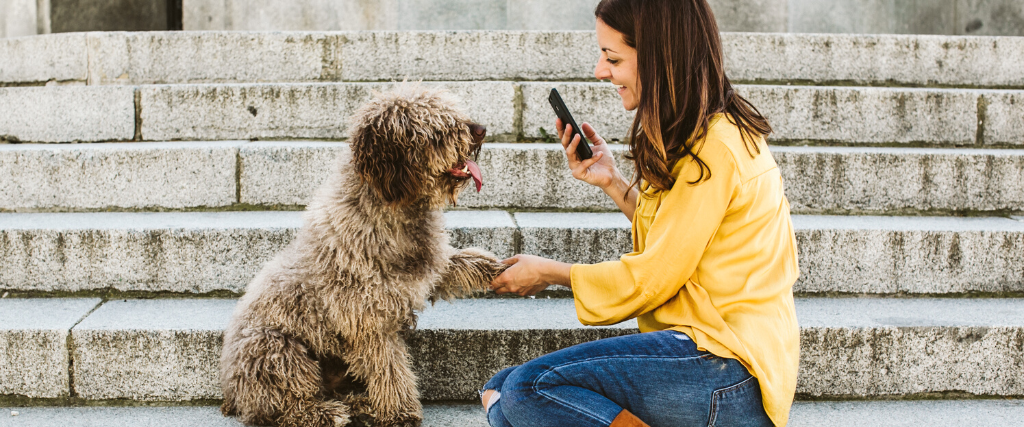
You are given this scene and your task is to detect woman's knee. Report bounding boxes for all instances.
[497,358,561,413]
[483,365,519,392]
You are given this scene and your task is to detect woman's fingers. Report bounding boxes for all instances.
[581,122,605,145]
[555,118,564,140]
[565,134,581,160]
[573,152,604,177]
[560,123,575,148]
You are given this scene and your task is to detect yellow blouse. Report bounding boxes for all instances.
[569,115,800,426]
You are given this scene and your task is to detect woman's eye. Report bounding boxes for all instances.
[607,58,619,65]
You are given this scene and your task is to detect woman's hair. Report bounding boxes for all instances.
[595,0,771,192]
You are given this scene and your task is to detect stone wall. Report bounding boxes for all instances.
[789,0,1024,36]
[1,0,39,38]
[180,0,787,32]
[2,0,1022,37]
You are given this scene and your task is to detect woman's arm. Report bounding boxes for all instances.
[489,255,571,296]
[557,120,637,220]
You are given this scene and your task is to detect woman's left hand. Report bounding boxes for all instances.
[490,255,569,296]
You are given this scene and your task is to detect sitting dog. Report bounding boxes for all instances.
[220,86,508,427]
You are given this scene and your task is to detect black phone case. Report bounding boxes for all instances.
[548,88,593,160]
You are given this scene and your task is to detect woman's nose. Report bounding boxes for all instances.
[594,61,611,80]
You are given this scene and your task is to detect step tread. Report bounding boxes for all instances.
[4,210,1023,232]
[0,298,100,330]
[6,298,1024,401]
[3,400,1024,427]
[4,141,1023,214]
[2,211,1023,296]
[4,297,1016,333]
[0,210,516,230]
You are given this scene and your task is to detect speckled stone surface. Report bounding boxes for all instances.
[0,210,515,294]
[4,32,1024,87]
[0,298,101,398]
[0,33,87,84]
[70,299,235,401]
[521,83,982,145]
[773,146,1024,214]
[140,82,516,141]
[43,297,1024,401]
[0,142,239,211]
[3,400,1024,426]
[0,86,134,143]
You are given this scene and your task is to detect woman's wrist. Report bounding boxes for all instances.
[540,259,573,287]
[600,172,631,198]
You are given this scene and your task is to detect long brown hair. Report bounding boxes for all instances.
[595,0,771,192]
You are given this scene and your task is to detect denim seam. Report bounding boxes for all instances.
[532,373,612,426]
[707,375,757,427]
[529,354,708,426]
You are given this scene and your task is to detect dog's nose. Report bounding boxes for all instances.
[469,123,486,141]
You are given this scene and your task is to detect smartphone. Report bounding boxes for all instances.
[548,88,593,160]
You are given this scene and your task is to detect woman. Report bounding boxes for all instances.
[483,0,799,426]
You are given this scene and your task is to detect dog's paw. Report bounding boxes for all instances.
[316,401,352,427]
[376,413,422,427]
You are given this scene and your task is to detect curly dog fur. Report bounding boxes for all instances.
[220,86,507,427]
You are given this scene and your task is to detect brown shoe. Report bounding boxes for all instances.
[609,409,650,427]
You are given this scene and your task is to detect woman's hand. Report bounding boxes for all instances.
[557,119,638,219]
[557,119,622,190]
[490,255,571,297]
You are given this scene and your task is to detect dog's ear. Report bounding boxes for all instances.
[350,123,421,206]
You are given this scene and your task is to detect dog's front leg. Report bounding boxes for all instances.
[345,328,422,427]
[430,247,508,303]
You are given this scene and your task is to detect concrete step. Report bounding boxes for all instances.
[2,83,1022,145]
[2,211,1023,296]
[1,32,1022,88]
[3,400,1024,427]
[2,297,1023,402]
[3,142,1023,214]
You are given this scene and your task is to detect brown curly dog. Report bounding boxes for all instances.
[220,85,508,427]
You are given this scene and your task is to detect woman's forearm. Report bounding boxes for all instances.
[602,173,638,220]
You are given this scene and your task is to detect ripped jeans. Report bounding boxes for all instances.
[480,330,774,427]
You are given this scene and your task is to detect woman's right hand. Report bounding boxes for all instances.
[557,119,621,190]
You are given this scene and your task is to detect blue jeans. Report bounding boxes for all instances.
[481,330,774,427]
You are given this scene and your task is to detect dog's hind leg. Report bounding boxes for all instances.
[430,247,508,303]
[226,327,351,427]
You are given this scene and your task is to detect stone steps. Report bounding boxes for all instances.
[2,32,1023,88]
[1,211,1023,296]
[3,297,1023,402]
[2,83,1022,145]
[4,400,1024,427]
[3,142,1023,214]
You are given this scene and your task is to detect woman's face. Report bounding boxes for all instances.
[594,19,639,111]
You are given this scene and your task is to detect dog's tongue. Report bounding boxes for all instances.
[466,160,482,192]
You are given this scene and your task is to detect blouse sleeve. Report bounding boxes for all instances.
[570,142,740,326]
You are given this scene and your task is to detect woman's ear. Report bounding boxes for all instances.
[350,124,422,205]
